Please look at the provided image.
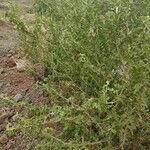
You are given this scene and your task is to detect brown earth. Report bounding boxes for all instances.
[0,0,46,149]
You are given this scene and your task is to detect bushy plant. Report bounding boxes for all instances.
[8,0,150,149]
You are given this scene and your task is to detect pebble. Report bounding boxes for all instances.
[14,93,23,102]
[16,60,27,72]
[7,53,12,58]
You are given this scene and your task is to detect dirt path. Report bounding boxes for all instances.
[0,1,46,149]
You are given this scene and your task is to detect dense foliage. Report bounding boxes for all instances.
[8,0,150,149]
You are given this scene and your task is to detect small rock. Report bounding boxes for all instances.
[5,57,16,68]
[16,60,27,72]
[0,134,8,144]
[14,93,23,102]
[7,53,12,58]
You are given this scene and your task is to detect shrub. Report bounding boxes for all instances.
[8,0,150,149]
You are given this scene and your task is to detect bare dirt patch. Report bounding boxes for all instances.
[0,1,46,149]
[0,56,45,104]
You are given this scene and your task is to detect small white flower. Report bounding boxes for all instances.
[50,111,56,117]
[115,7,119,14]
